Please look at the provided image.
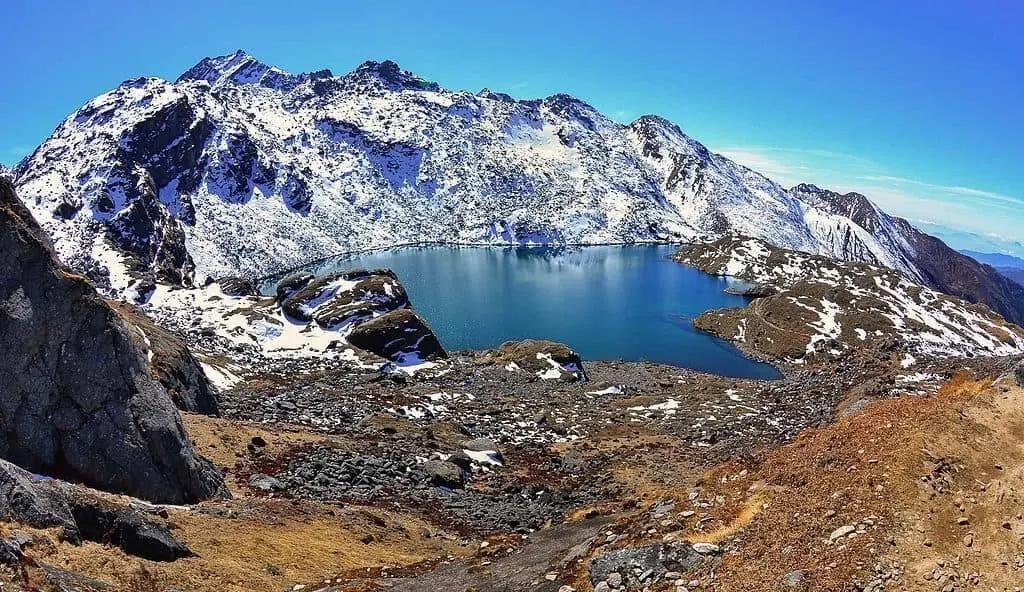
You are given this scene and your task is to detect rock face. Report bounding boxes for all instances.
[481,339,587,381]
[113,301,219,415]
[347,308,447,363]
[0,457,79,540]
[16,49,1021,328]
[0,457,190,561]
[675,236,1024,363]
[0,178,227,503]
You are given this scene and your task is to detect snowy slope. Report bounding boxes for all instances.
[676,236,1024,361]
[4,51,990,304]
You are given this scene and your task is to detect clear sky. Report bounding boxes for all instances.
[3,0,1022,254]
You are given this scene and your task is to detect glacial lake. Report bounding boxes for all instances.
[262,245,781,380]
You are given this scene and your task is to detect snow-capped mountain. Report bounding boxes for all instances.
[10,50,1023,323]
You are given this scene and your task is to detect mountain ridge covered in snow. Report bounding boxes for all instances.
[11,50,1024,324]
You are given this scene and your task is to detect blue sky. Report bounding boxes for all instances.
[3,0,1022,254]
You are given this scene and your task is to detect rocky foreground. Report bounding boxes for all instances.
[2,171,1024,591]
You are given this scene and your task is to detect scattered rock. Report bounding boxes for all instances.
[829,525,856,542]
[589,542,700,589]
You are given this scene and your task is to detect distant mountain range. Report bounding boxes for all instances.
[9,50,1024,324]
[962,249,1024,288]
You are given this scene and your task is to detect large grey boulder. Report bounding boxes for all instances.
[0,457,79,541]
[0,178,227,503]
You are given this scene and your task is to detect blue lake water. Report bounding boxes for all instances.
[263,245,781,380]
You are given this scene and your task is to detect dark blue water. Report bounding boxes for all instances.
[264,245,780,379]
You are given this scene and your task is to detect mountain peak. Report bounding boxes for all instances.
[347,60,440,92]
[177,50,265,84]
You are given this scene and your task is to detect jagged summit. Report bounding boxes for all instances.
[346,59,440,92]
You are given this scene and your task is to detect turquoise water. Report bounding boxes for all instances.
[264,245,781,379]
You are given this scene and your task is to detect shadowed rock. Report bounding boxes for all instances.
[0,178,227,503]
[481,339,587,382]
[112,301,219,415]
[347,308,447,363]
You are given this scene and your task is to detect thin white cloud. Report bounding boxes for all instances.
[859,175,1024,206]
[711,144,1024,255]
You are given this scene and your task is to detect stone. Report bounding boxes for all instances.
[249,473,287,492]
[348,308,447,363]
[691,542,720,555]
[216,276,257,297]
[783,570,810,588]
[1015,361,1024,388]
[829,525,856,542]
[423,460,467,489]
[594,583,611,592]
[0,178,228,503]
[607,572,623,587]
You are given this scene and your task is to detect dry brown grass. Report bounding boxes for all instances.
[643,371,1024,591]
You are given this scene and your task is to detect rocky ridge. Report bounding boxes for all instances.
[674,235,1024,364]
[11,50,1022,325]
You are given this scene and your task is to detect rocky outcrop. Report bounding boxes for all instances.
[347,309,447,363]
[279,268,410,329]
[215,276,257,297]
[479,339,587,381]
[0,458,190,561]
[0,178,227,503]
[0,457,79,539]
[112,301,219,415]
[675,236,1024,363]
